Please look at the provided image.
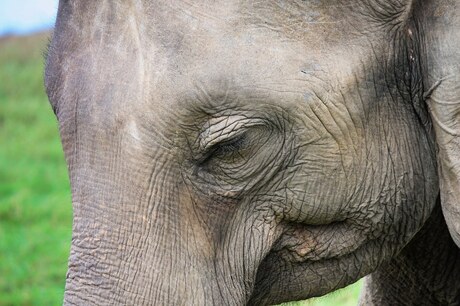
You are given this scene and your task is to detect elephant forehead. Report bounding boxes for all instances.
[150,1,348,67]
[49,0,403,137]
[150,0,350,43]
[142,1,390,111]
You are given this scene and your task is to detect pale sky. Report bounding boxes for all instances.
[0,0,58,35]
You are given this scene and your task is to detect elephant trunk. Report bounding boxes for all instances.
[61,154,262,305]
[62,201,247,305]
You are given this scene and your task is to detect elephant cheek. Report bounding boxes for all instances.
[177,187,289,303]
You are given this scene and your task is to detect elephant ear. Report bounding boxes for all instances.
[417,0,460,247]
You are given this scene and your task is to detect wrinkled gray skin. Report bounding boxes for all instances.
[45,0,460,305]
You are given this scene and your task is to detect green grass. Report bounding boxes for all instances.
[0,33,72,305]
[281,283,362,306]
[0,33,361,305]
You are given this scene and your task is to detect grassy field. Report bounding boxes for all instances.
[0,33,361,305]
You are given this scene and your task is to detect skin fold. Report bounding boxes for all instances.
[44,0,460,305]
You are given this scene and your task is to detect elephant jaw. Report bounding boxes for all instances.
[274,220,369,262]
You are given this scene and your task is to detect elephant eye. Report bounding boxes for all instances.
[202,132,249,164]
[188,114,287,194]
[196,116,267,166]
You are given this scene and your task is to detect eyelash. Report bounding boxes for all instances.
[200,133,248,164]
[213,135,246,155]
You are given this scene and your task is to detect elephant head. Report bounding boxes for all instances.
[44,0,459,305]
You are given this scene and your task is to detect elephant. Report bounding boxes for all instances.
[44,0,460,305]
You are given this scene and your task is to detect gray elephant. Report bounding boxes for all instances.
[45,0,460,305]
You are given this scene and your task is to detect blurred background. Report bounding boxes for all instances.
[0,1,360,305]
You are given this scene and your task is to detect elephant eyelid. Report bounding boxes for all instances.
[198,116,267,153]
[198,132,248,165]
